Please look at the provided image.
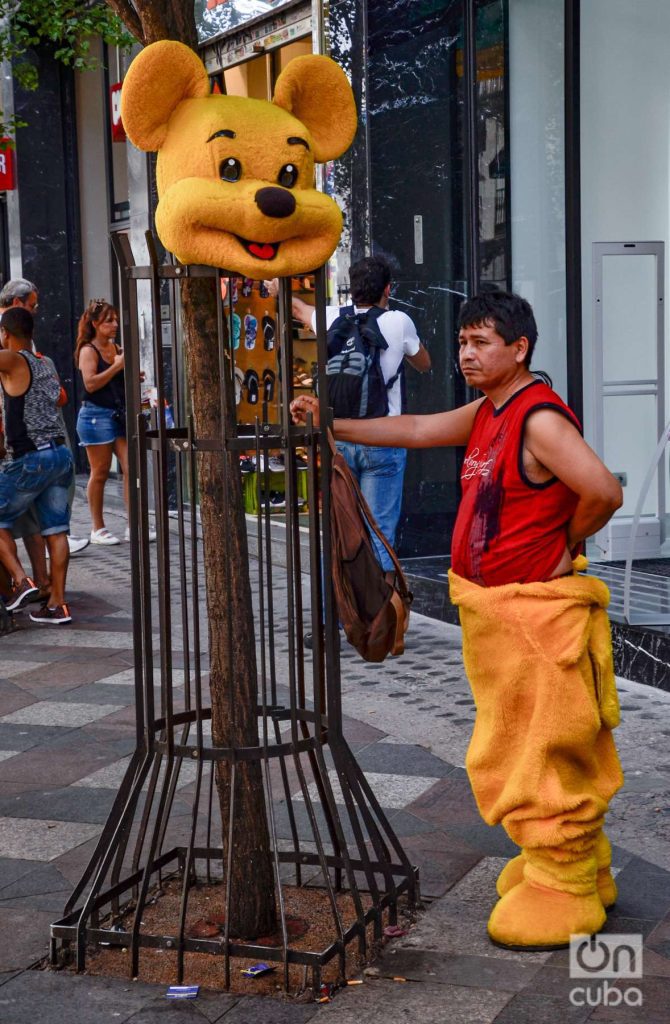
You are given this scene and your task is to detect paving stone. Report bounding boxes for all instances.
[384,810,441,837]
[0,862,71,900]
[436,856,505,920]
[376,948,543,991]
[0,734,130,786]
[214,995,316,1023]
[404,773,481,825]
[442,821,519,858]
[0,723,73,751]
[295,769,440,811]
[316,979,509,1023]
[0,857,42,890]
[0,818,100,861]
[400,830,483,899]
[11,659,122,697]
[186,990,240,1023]
[489,990,593,1024]
[0,680,38,717]
[589,974,670,1021]
[0,661,44,679]
[0,907,57,970]
[0,970,165,1023]
[544,917,659,969]
[0,785,117,824]
[395,887,551,965]
[354,742,454,779]
[73,756,199,792]
[59,683,138,706]
[0,701,124,728]
[613,857,670,921]
[120,997,213,1021]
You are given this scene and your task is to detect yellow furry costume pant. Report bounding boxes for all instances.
[449,559,623,949]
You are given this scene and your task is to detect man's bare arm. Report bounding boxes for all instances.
[405,343,431,372]
[291,394,483,448]
[0,350,22,374]
[524,409,623,547]
[291,295,315,329]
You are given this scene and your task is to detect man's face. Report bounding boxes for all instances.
[18,292,39,314]
[458,319,526,391]
[0,327,7,350]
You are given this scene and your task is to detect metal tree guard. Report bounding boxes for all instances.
[50,233,418,995]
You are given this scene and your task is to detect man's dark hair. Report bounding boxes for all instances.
[1,306,34,342]
[350,255,392,305]
[458,291,538,366]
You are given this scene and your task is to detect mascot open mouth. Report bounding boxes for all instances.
[238,237,280,261]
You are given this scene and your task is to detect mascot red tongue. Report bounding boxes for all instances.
[248,243,277,261]
[120,41,357,277]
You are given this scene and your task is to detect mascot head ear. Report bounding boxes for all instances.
[121,41,210,152]
[273,55,357,163]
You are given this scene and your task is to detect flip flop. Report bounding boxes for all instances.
[262,368,276,402]
[244,369,259,404]
[226,312,241,349]
[241,278,253,297]
[262,314,276,351]
[244,314,258,349]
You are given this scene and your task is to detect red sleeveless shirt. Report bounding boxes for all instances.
[450,380,580,587]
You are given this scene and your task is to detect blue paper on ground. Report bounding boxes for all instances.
[166,985,200,999]
[240,962,276,977]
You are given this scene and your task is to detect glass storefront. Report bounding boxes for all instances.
[328,0,509,559]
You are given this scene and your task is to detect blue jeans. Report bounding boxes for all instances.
[0,443,73,535]
[77,402,125,446]
[336,442,406,572]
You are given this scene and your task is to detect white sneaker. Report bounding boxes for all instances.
[124,525,157,543]
[90,527,120,546]
[68,535,90,555]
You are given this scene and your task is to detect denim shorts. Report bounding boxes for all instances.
[76,402,126,446]
[0,444,74,535]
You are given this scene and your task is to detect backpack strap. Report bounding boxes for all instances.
[327,428,410,600]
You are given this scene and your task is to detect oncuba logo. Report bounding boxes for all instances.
[569,934,643,1008]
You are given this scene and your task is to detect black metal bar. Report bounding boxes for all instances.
[463,0,480,296]
[54,236,419,996]
[110,232,145,750]
[565,0,583,420]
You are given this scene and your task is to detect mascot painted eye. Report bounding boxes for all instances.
[120,42,357,277]
[220,158,242,182]
[278,164,298,188]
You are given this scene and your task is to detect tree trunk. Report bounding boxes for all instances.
[181,278,276,938]
[109,0,277,938]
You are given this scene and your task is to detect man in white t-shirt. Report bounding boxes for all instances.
[290,256,431,573]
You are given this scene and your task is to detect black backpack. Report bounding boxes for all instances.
[325,305,401,419]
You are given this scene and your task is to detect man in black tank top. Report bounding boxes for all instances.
[0,307,74,623]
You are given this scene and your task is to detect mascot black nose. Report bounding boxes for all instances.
[255,187,296,218]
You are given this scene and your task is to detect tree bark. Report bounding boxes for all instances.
[108,0,277,938]
[181,278,276,938]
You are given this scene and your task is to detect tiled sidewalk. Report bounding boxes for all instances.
[0,484,668,1022]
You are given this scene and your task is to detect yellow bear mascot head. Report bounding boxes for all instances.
[120,42,357,277]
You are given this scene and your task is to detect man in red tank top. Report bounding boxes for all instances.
[291,292,624,951]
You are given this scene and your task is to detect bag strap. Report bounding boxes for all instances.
[327,429,410,599]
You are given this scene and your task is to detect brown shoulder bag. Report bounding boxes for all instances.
[328,432,412,662]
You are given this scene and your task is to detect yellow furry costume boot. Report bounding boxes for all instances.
[449,559,624,950]
[496,828,617,908]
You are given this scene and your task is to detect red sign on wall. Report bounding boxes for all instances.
[110,82,126,143]
[0,140,15,190]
